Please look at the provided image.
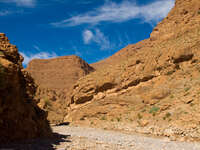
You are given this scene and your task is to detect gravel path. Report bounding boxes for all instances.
[1,125,200,150]
[53,125,200,150]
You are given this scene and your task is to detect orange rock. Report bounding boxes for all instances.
[0,34,52,143]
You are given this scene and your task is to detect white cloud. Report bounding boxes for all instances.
[82,29,111,50]
[20,52,57,65]
[0,9,24,16]
[33,45,41,51]
[51,0,174,27]
[0,0,36,7]
[141,0,174,23]
[0,10,12,16]
[83,30,94,44]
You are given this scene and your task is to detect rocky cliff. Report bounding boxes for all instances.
[65,0,200,141]
[26,55,94,124]
[0,33,51,142]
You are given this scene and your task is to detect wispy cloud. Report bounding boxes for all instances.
[0,10,13,16]
[82,29,111,50]
[33,45,41,51]
[51,0,174,27]
[0,9,24,16]
[20,52,57,65]
[0,0,36,7]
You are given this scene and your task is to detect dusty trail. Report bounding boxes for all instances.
[53,126,200,150]
[1,125,200,150]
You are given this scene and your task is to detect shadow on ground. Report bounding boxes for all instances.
[0,132,71,150]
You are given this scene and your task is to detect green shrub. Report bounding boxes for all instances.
[184,87,191,92]
[165,112,171,118]
[166,71,174,75]
[190,103,195,107]
[149,106,160,114]
[80,117,85,120]
[44,97,51,107]
[100,116,106,120]
[137,113,143,119]
[116,117,121,122]
[0,51,4,56]
[141,109,146,112]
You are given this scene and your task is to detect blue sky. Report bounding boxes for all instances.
[0,0,174,66]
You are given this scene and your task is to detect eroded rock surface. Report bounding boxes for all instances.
[0,33,51,142]
[26,55,94,124]
[65,0,200,141]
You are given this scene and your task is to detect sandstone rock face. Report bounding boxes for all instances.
[26,55,94,124]
[65,0,200,141]
[0,33,51,142]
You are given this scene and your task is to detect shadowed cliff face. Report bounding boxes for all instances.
[0,33,52,142]
[64,0,200,141]
[26,55,94,124]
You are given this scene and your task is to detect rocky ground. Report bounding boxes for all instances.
[1,125,200,150]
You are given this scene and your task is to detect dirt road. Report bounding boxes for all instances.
[1,125,200,150]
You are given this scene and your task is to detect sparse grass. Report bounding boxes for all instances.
[149,106,160,117]
[110,118,114,122]
[166,71,174,75]
[142,66,145,70]
[0,51,4,56]
[116,117,121,122]
[190,103,195,107]
[184,87,191,92]
[198,10,200,15]
[141,109,146,112]
[80,117,85,120]
[129,118,133,122]
[90,121,94,125]
[149,106,160,114]
[165,112,171,118]
[170,95,174,99]
[44,97,51,107]
[184,92,190,96]
[100,116,106,120]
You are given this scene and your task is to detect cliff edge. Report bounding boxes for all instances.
[0,33,51,142]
